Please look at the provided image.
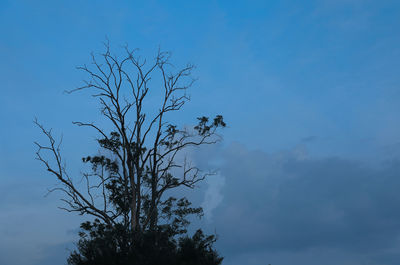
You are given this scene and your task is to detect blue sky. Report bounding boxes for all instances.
[1,0,400,264]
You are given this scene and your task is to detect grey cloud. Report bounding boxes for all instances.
[382,142,400,158]
[301,135,318,143]
[198,143,400,265]
[36,241,75,265]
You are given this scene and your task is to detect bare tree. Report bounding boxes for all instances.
[35,43,225,238]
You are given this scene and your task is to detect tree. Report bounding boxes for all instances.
[35,43,225,264]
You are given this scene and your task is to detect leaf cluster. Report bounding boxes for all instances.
[68,219,223,265]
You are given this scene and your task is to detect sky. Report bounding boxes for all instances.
[1,0,400,264]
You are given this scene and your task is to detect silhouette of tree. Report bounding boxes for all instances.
[35,42,225,264]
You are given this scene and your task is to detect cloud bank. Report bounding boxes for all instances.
[199,142,400,265]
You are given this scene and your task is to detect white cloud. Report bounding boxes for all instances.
[201,174,225,221]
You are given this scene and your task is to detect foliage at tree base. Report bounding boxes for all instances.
[68,220,223,265]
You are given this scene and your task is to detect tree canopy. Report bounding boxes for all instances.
[35,43,225,265]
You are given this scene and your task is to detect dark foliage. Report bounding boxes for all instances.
[68,219,223,265]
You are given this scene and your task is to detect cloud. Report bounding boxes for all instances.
[36,241,75,265]
[200,142,400,265]
[0,177,83,265]
[301,135,318,143]
[201,174,225,221]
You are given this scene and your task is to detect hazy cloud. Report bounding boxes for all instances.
[199,143,400,265]
[301,135,318,143]
[202,174,225,221]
